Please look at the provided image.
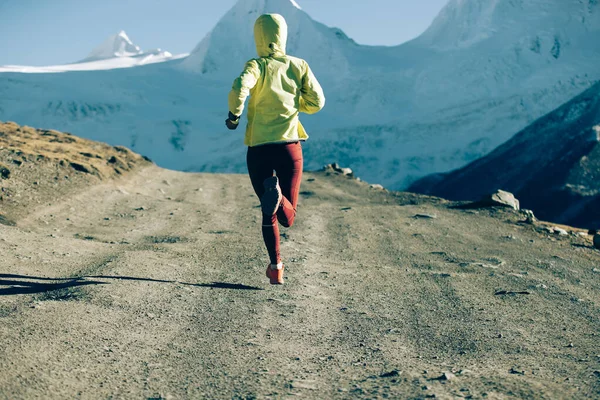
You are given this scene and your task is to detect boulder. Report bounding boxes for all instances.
[482,190,520,210]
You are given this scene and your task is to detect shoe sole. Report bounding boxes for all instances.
[261,176,282,216]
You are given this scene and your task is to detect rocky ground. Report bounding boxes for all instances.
[1,124,599,399]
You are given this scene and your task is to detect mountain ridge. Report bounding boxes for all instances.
[409,80,600,229]
[0,0,599,191]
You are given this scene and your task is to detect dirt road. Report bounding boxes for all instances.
[1,165,599,399]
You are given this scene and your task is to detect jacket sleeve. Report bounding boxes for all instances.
[299,62,325,114]
[228,60,261,117]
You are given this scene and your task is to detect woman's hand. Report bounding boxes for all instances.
[225,112,240,130]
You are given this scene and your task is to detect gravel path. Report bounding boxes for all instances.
[1,165,599,399]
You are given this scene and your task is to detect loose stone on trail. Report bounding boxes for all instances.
[414,213,437,219]
[380,370,401,378]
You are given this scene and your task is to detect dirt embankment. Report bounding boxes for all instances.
[0,121,150,224]
[0,126,599,399]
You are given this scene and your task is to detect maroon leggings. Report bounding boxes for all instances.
[247,141,303,265]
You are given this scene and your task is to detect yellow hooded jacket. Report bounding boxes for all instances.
[228,14,326,147]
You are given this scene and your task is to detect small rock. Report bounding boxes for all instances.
[103,217,111,221]
[551,227,568,236]
[522,209,536,223]
[594,234,600,250]
[323,162,351,175]
[147,313,156,319]
[414,213,437,219]
[135,206,147,211]
[70,162,90,173]
[432,372,455,381]
[380,370,400,378]
[0,163,10,179]
[370,184,385,190]
[521,209,537,224]
[567,342,574,348]
[593,268,600,273]
[509,367,525,375]
[442,372,455,381]
[576,231,588,237]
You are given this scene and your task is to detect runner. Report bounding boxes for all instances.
[226,13,325,284]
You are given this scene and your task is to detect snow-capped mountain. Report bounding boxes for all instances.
[416,0,600,50]
[0,31,185,73]
[409,81,600,229]
[0,0,599,191]
[82,30,145,61]
[181,0,355,81]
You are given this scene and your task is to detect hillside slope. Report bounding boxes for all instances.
[409,81,600,229]
[0,121,150,223]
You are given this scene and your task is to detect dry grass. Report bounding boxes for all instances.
[0,121,149,179]
[0,121,151,223]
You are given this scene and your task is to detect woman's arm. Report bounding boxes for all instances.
[228,60,261,117]
[299,62,325,114]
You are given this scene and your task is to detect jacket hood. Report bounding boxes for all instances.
[254,14,287,58]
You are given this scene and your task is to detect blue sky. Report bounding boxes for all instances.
[0,0,449,66]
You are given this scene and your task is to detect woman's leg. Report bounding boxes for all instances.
[275,142,303,228]
[247,146,281,265]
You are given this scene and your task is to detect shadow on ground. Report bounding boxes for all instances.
[0,273,263,296]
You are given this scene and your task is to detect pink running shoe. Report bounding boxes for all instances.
[266,264,284,285]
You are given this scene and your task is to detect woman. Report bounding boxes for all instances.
[225,13,325,285]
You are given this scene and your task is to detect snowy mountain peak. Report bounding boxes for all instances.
[231,0,302,12]
[83,31,143,61]
[180,0,352,79]
[417,0,600,50]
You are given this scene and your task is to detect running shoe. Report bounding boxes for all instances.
[266,264,284,285]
